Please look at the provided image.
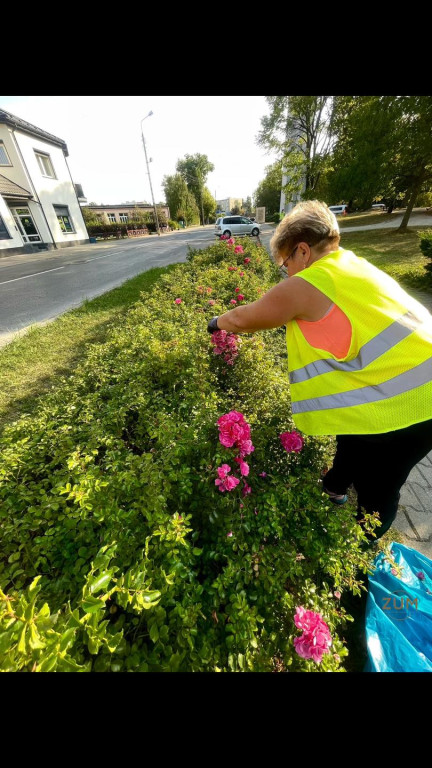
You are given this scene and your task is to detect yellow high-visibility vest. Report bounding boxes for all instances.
[286,249,432,435]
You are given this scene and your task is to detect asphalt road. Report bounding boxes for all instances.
[0,225,273,346]
[1,213,430,347]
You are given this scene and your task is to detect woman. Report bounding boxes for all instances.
[207,200,432,540]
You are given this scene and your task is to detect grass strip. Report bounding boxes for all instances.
[0,264,178,432]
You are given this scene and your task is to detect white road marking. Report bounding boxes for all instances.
[0,266,64,286]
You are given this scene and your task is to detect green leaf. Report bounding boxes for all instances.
[8,552,21,563]
[192,548,203,556]
[149,623,159,643]
[17,625,27,654]
[39,654,57,672]
[81,596,105,614]
[59,628,77,653]
[89,572,112,594]
[142,590,161,604]
[29,624,45,650]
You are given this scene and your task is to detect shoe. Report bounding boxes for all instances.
[323,486,348,505]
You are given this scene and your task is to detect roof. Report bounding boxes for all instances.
[86,203,163,209]
[0,109,68,156]
[0,173,33,199]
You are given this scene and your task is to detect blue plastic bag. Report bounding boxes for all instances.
[364,542,432,672]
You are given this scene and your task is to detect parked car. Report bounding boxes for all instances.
[215,215,261,238]
[371,203,386,210]
[328,204,349,216]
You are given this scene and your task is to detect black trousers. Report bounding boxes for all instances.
[323,418,432,539]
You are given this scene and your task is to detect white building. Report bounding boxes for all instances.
[216,197,243,214]
[0,109,89,256]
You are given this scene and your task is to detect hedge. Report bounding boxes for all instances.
[0,237,378,672]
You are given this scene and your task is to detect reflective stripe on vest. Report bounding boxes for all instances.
[292,355,432,414]
[286,249,432,435]
[289,309,424,384]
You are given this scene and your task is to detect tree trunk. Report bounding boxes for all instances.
[398,177,423,231]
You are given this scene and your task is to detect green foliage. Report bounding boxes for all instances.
[254,160,283,219]
[168,220,180,230]
[86,222,129,237]
[176,154,215,225]
[0,237,377,672]
[257,96,335,202]
[419,229,432,276]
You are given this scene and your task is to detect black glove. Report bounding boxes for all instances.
[207,316,220,334]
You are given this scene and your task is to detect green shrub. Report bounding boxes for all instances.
[86,223,128,238]
[419,229,432,275]
[168,220,180,230]
[0,237,377,672]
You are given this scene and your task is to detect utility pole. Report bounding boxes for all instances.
[141,112,161,236]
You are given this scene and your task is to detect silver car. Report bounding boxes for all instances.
[215,215,261,238]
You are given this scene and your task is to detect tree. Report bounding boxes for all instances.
[176,154,215,225]
[162,173,200,226]
[254,160,283,219]
[325,96,400,210]
[257,96,335,205]
[242,196,253,216]
[390,96,432,231]
[326,96,432,227]
[81,206,103,225]
[231,205,241,215]
[202,187,216,223]
[162,174,189,221]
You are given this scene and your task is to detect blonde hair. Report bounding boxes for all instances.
[270,200,341,265]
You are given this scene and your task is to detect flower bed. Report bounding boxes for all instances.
[0,236,376,672]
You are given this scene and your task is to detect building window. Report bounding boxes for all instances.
[0,142,12,166]
[35,151,56,178]
[0,214,11,239]
[53,204,75,234]
[107,213,116,223]
[119,213,128,223]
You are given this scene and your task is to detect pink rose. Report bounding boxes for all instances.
[242,482,252,497]
[244,257,251,264]
[230,299,237,305]
[174,298,182,304]
[239,271,245,277]
[237,294,245,301]
[226,238,235,245]
[234,457,250,476]
[208,300,216,306]
[280,430,304,453]
[259,472,267,477]
[334,591,341,600]
[235,287,240,293]
[293,607,332,664]
[227,531,233,537]
[234,245,244,254]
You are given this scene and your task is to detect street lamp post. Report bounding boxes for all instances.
[140,111,161,237]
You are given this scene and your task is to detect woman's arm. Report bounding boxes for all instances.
[215,276,316,333]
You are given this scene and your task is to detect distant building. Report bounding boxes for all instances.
[0,108,89,256]
[85,203,170,224]
[216,197,243,214]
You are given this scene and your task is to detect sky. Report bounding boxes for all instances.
[0,95,278,207]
